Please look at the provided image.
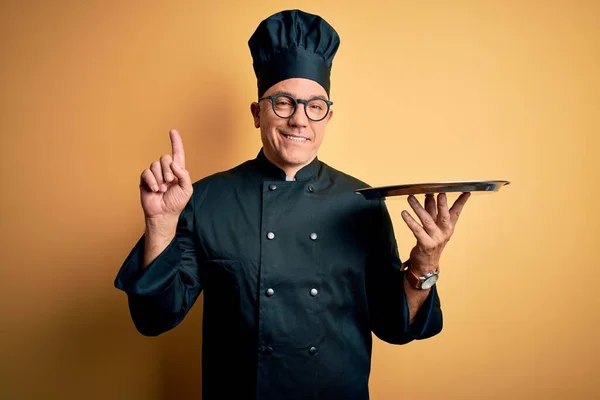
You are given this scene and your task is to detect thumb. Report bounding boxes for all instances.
[171,161,192,189]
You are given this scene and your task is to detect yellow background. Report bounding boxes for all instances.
[1,1,598,399]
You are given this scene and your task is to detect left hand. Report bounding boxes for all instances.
[401,192,471,275]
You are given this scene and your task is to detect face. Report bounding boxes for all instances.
[250,78,333,174]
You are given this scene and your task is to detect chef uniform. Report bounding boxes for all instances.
[114,9,442,400]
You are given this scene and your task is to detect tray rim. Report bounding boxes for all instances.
[354,179,511,197]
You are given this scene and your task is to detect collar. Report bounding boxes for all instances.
[253,148,322,182]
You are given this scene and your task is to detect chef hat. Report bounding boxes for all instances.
[248,9,341,98]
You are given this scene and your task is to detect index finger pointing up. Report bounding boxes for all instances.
[169,129,186,168]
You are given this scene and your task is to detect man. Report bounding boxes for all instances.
[114,9,470,400]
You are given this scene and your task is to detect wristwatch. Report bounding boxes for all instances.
[400,260,439,290]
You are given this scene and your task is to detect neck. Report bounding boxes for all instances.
[277,163,306,181]
[263,149,315,180]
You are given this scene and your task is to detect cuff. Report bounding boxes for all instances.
[401,277,443,339]
[114,235,181,296]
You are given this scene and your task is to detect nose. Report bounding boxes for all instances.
[288,103,309,127]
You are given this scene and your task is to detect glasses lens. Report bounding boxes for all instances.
[272,95,295,118]
[306,99,329,121]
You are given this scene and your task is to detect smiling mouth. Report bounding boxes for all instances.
[281,133,309,143]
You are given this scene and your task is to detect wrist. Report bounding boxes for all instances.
[142,217,178,269]
[401,259,439,290]
[145,216,178,239]
[403,259,439,276]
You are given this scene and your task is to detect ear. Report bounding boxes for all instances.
[326,109,334,123]
[250,102,261,128]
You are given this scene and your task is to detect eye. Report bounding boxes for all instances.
[275,97,294,107]
[308,99,327,111]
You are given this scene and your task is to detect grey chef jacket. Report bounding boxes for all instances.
[114,149,442,400]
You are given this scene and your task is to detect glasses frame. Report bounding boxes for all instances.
[258,93,333,122]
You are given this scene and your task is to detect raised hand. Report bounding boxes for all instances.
[139,129,193,221]
[401,192,471,274]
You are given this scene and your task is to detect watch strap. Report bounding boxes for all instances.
[400,260,438,289]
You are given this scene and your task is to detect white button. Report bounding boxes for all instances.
[267,232,275,240]
[310,233,317,240]
[266,288,274,296]
[310,288,318,296]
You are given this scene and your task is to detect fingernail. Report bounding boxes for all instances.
[153,185,159,192]
[166,172,173,181]
[408,196,416,204]
[172,162,179,169]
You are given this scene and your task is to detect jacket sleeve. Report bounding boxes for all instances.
[366,199,443,345]
[114,191,202,337]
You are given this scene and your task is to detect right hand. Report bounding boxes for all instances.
[139,129,193,221]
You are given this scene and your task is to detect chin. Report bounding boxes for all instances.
[280,149,313,166]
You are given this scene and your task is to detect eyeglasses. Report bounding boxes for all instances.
[258,94,333,122]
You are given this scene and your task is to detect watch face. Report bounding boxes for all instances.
[421,275,438,290]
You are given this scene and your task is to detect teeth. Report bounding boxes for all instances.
[284,134,307,142]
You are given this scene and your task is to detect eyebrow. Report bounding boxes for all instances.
[270,91,329,100]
